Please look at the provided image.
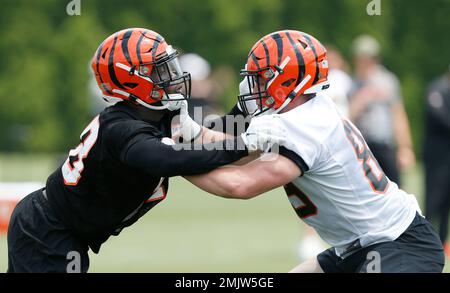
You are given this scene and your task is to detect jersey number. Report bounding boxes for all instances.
[284,183,318,219]
[343,119,389,193]
[62,116,100,186]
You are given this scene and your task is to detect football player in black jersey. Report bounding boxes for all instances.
[6,28,287,273]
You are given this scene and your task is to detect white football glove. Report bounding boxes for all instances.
[241,114,287,152]
[173,100,202,142]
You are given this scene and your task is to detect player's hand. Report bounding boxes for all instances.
[174,100,202,142]
[241,114,287,152]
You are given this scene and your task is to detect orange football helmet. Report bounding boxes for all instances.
[91,28,191,111]
[239,30,329,116]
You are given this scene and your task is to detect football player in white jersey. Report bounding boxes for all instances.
[185,30,445,273]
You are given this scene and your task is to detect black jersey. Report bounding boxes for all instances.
[45,102,247,253]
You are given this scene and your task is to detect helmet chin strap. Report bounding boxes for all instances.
[161,93,184,111]
[135,93,184,111]
[134,98,170,110]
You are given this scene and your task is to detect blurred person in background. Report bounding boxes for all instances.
[348,35,415,186]
[424,65,450,258]
[322,45,352,117]
[179,53,223,120]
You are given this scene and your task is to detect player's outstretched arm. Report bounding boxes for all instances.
[202,77,255,138]
[174,100,236,144]
[175,78,252,144]
[185,152,301,199]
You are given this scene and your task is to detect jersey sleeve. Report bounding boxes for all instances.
[105,119,248,177]
[122,135,248,177]
[278,146,309,174]
[104,119,160,159]
[277,111,325,172]
[277,137,317,173]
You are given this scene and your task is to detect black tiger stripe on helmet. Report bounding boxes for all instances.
[301,33,320,84]
[108,33,126,90]
[121,29,135,66]
[270,33,284,65]
[285,31,305,86]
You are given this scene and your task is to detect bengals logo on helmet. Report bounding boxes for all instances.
[91,28,191,111]
[239,30,329,116]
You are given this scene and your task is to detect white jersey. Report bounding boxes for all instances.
[277,93,420,256]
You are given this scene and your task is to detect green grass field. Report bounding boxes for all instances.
[0,154,448,272]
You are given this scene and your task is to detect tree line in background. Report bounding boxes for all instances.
[0,0,448,155]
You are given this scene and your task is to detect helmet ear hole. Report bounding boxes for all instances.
[281,78,296,87]
[298,39,308,49]
[101,48,109,59]
[123,82,138,88]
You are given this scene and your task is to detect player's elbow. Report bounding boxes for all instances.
[221,178,255,200]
